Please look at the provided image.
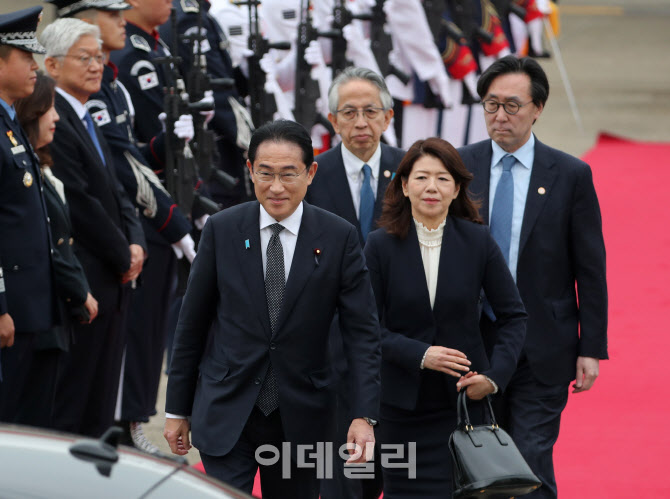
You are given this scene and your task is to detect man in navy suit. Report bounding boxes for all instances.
[458,56,608,499]
[164,120,381,498]
[306,67,404,499]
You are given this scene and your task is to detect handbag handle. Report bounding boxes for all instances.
[456,389,499,429]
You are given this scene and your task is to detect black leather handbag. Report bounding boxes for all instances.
[449,391,542,498]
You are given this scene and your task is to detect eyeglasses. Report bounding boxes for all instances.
[254,169,307,185]
[482,99,533,116]
[56,53,105,67]
[335,107,386,122]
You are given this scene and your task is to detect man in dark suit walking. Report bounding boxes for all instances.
[41,18,146,437]
[458,56,608,499]
[164,120,381,498]
[306,67,404,499]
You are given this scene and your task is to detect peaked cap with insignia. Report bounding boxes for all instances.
[0,6,46,54]
[46,0,131,18]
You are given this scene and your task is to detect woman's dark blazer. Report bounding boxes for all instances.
[39,172,90,351]
[364,215,528,411]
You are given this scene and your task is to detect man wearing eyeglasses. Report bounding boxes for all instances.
[41,18,147,438]
[164,120,381,498]
[306,67,404,499]
[458,55,608,499]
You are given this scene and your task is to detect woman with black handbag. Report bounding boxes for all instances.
[15,71,98,428]
[364,137,527,497]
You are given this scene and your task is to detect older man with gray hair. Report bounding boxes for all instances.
[306,66,405,499]
[41,18,146,437]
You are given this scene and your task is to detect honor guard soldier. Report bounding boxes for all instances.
[47,0,195,452]
[0,7,59,425]
[160,0,252,208]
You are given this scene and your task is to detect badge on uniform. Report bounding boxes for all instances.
[87,99,112,126]
[23,171,33,188]
[139,71,159,90]
[130,34,151,53]
[6,130,18,147]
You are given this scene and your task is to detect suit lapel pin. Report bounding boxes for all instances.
[538,187,546,195]
[383,170,391,178]
[245,239,250,250]
[314,248,321,266]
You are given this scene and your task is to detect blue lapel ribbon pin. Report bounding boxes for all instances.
[245,239,250,249]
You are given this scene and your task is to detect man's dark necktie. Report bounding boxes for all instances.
[256,223,285,416]
[359,163,374,241]
[484,154,515,321]
[83,111,106,166]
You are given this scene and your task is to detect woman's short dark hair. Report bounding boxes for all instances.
[248,120,314,167]
[378,138,482,238]
[15,71,56,166]
[476,55,550,108]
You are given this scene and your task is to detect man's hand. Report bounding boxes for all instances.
[83,293,98,323]
[121,244,145,283]
[573,356,599,393]
[456,371,496,400]
[423,346,470,378]
[0,313,15,348]
[345,418,375,464]
[163,418,192,456]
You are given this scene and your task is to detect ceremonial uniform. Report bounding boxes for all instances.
[0,7,58,425]
[160,0,250,208]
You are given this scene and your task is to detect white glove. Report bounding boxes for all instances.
[342,24,381,75]
[259,52,277,79]
[198,90,215,126]
[158,112,167,132]
[171,233,196,263]
[428,72,452,108]
[349,0,376,15]
[174,114,194,142]
[304,40,326,68]
[194,214,209,231]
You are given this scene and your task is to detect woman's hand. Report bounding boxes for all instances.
[456,371,496,400]
[83,293,98,323]
[423,346,471,378]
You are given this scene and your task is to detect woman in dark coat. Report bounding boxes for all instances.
[364,137,527,498]
[15,71,97,428]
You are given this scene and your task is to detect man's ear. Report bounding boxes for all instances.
[44,57,60,80]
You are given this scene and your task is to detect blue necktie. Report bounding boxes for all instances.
[359,164,375,242]
[490,154,515,265]
[83,112,106,166]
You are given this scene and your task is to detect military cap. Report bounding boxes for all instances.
[0,6,46,54]
[46,0,131,18]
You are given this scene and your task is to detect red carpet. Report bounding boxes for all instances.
[553,133,670,497]
[194,134,670,497]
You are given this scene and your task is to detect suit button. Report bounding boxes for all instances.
[12,265,19,271]
[69,238,74,245]
[57,238,64,246]
[47,217,51,224]
[270,342,276,350]
[254,378,261,385]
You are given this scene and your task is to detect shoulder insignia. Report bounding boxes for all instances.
[86,100,112,127]
[181,0,199,13]
[130,60,156,76]
[130,34,151,53]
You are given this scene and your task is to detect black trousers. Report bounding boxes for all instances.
[121,242,176,422]
[53,302,128,437]
[491,356,570,499]
[200,407,319,499]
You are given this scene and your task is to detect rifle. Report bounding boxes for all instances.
[293,0,338,133]
[491,0,527,20]
[330,0,371,77]
[369,0,410,85]
[154,8,221,217]
[234,0,291,128]
[446,0,494,45]
[181,0,239,199]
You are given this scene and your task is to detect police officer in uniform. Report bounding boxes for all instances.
[160,0,252,208]
[0,7,59,425]
[47,0,196,451]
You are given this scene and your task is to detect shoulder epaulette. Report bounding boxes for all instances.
[130,34,151,53]
[181,0,199,13]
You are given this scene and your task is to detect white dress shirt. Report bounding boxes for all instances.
[56,87,89,125]
[488,133,535,282]
[341,143,382,219]
[259,202,303,281]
